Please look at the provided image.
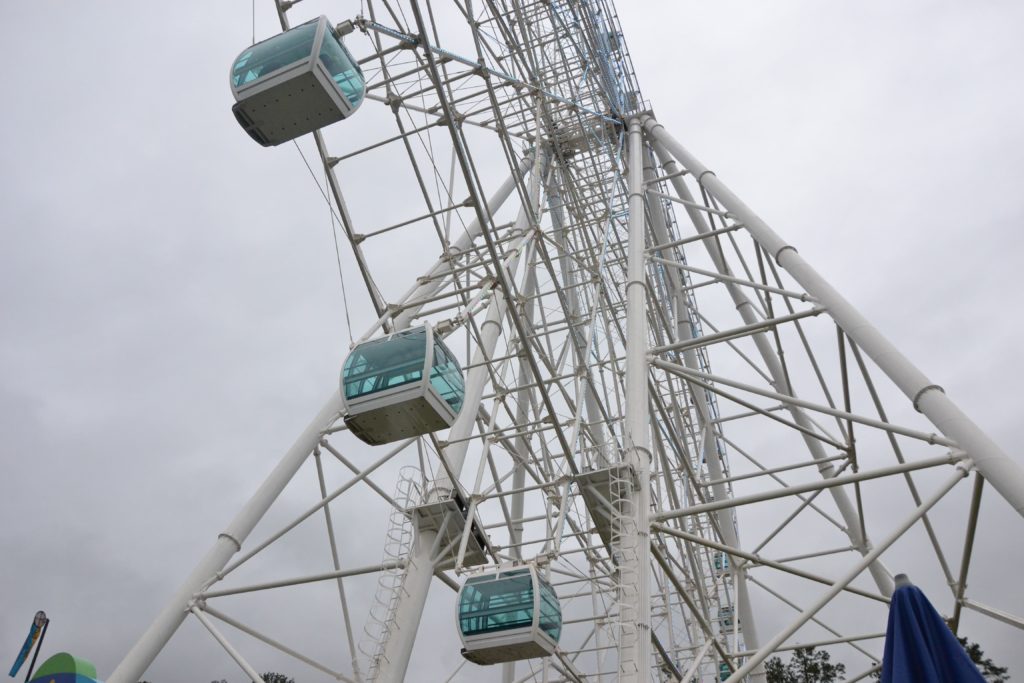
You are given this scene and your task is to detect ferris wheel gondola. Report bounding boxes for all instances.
[229,15,365,146]
[340,325,465,445]
[456,565,562,666]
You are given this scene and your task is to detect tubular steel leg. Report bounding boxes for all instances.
[643,145,765,681]
[618,116,652,682]
[107,392,344,683]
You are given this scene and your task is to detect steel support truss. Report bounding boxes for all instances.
[107,1,1024,682]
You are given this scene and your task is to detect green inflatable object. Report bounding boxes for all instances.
[30,653,97,679]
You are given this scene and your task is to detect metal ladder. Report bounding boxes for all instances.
[359,467,421,681]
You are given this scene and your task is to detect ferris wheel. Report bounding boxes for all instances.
[105,1,1024,682]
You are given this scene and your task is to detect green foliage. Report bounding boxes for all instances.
[764,647,846,683]
[958,638,1009,683]
[260,673,295,683]
[764,657,788,682]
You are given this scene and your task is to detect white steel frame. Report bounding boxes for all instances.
[107,1,1024,682]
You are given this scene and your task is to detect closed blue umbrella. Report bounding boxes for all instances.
[881,574,985,682]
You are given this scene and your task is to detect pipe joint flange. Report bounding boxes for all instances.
[633,445,654,466]
[624,278,649,296]
[912,384,945,412]
[696,169,717,185]
[640,116,662,132]
[774,244,798,264]
[217,532,242,552]
[954,459,975,476]
[480,313,504,331]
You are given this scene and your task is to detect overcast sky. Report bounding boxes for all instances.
[2,1,1023,681]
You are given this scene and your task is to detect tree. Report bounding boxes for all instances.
[764,657,788,682]
[958,638,1009,683]
[765,647,846,683]
[259,673,295,683]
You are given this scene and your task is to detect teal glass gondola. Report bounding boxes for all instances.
[341,326,464,445]
[229,16,365,146]
[457,566,562,665]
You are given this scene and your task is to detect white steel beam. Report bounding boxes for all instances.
[389,156,533,332]
[312,451,363,681]
[645,123,896,597]
[107,392,344,683]
[643,144,765,678]
[724,466,969,681]
[618,116,652,681]
[643,114,1024,518]
[960,598,1024,631]
[202,605,357,683]
[191,607,267,683]
[656,454,960,521]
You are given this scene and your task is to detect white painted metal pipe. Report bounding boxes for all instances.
[108,391,344,683]
[651,359,953,447]
[656,453,958,521]
[198,561,404,599]
[643,114,1024,517]
[314,452,363,682]
[652,524,886,604]
[643,146,765,675]
[724,466,968,682]
[730,632,886,658]
[391,155,533,332]
[191,607,267,683]
[645,121,895,596]
[618,116,652,682]
[960,598,1024,631]
[202,605,355,682]
[548,168,614,467]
